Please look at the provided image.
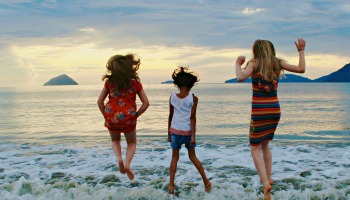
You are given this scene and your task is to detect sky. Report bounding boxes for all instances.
[0,0,350,86]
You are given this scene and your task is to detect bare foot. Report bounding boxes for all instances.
[125,166,134,180]
[168,185,175,194]
[263,183,272,200]
[118,160,126,174]
[205,181,212,192]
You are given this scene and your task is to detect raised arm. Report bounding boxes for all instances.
[280,38,306,73]
[136,89,149,118]
[235,56,254,82]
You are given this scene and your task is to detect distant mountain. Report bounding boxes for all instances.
[44,74,78,86]
[225,74,312,83]
[280,74,312,82]
[313,63,350,82]
[161,80,173,84]
[225,77,251,83]
[226,63,350,83]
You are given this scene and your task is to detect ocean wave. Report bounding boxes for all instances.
[1,142,350,199]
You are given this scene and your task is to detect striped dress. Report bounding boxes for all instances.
[249,71,281,146]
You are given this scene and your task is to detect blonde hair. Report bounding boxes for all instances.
[251,40,284,82]
[102,54,140,89]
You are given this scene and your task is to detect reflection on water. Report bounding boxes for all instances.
[0,83,349,145]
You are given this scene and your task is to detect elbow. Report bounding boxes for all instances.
[143,101,150,110]
[237,77,244,82]
[298,68,305,73]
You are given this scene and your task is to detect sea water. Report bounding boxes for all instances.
[0,83,349,200]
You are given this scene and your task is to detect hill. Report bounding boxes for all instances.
[225,74,312,83]
[43,74,78,86]
[226,63,350,83]
[313,63,350,82]
[161,80,173,84]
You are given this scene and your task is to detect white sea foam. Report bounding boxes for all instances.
[1,139,350,200]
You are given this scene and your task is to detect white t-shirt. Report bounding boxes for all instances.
[170,92,194,135]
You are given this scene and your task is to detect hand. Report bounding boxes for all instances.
[236,55,246,66]
[190,137,196,146]
[294,38,306,52]
[168,134,171,143]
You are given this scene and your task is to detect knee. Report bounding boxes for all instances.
[126,140,136,145]
[261,142,269,150]
[172,150,180,161]
[111,138,120,143]
[188,153,196,161]
[250,145,262,153]
[172,155,179,162]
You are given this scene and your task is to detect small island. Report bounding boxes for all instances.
[43,74,78,86]
[161,80,173,84]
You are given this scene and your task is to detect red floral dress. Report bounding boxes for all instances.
[104,80,142,132]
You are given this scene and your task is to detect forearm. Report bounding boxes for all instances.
[97,102,105,115]
[190,117,196,137]
[298,50,306,73]
[168,116,172,136]
[136,102,149,118]
[235,64,244,81]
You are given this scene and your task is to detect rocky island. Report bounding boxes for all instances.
[43,74,78,86]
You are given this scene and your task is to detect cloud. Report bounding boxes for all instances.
[242,7,265,15]
[79,27,95,33]
[0,0,349,86]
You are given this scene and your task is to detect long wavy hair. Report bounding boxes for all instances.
[250,40,284,82]
[102,54,140,89]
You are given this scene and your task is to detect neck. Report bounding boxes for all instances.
[179,87,190,94]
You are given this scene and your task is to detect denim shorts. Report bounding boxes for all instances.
[171,133,196,149]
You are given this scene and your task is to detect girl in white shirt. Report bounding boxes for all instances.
[167,66,211,194]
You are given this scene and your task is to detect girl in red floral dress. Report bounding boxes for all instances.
[97,54,149,180]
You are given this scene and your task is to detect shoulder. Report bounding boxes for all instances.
[131,79,143,92]
[169,92,176,101]
[192,94,198,103]
[247,59,256,69]
[104,80,112,89]
[279,59,287,65]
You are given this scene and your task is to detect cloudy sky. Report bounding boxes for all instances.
[0,0,349,86]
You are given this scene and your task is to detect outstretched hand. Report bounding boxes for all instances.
[190,137,196,146]
[294,38,306,52]
[236,55,246,66]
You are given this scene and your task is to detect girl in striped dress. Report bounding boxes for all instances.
[235,38,306,200]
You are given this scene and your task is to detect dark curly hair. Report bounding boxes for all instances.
[172,66,199,89]
[102,54,140,89]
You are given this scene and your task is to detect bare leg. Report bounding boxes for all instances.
[262,141,273,186]
[124,129,137,180]
[188,148,212,192]
[109,130,125,174]
[169,149,179,194]
[251,144,272,200]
